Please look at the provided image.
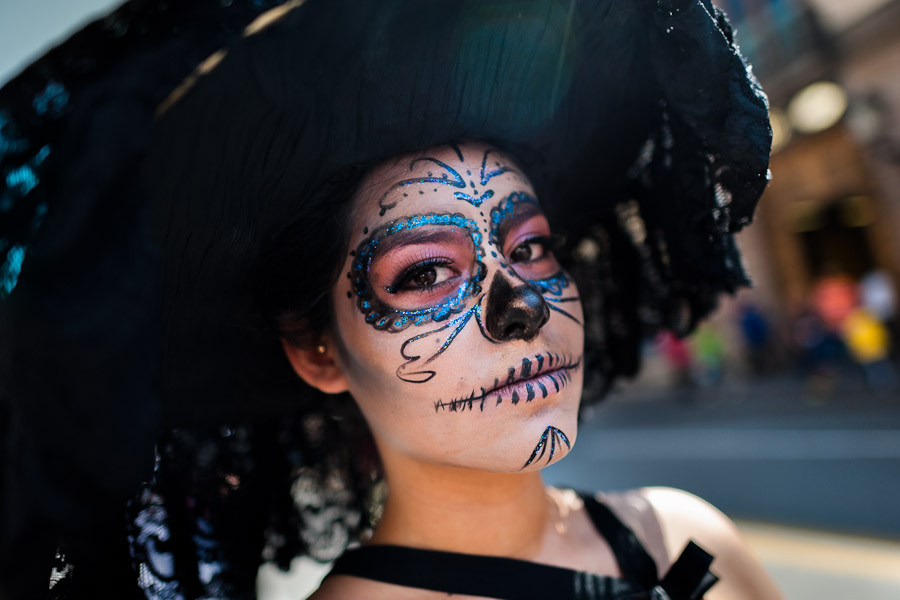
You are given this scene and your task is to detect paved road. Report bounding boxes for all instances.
[545,375,900,538]
[542,374,900,599]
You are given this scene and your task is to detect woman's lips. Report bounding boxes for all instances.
[433,353,582,413]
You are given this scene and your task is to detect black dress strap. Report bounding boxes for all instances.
[325,492,719,599]
[580,493,661,587]
[579,492,719,599]
[327,544,635,599]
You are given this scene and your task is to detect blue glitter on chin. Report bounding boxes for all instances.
[349,213,487,332]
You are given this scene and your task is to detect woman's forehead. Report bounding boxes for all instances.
[349,142,537,235]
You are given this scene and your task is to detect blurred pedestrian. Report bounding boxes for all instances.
[811,270,858,333]
[738,302,773,375]
[657,330,695,392]
[860,268,898,359]
[691,323,725,387]
[842,308,898,391]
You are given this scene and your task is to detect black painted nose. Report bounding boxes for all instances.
[484,271,550,341]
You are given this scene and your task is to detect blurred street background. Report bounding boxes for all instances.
[4,0,900,598]
[545,0,900,592]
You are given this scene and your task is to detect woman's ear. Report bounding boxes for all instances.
[280,337,349,394]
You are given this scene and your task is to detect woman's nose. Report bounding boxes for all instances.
[484,271,550,341]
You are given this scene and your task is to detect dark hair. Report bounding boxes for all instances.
[254,163,370,349]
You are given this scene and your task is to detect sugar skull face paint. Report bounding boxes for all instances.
[326,141,585,473]
[349,213,487,332]
[521,426,570,469]
[433,352,581,412]
[488,190,583,327]
[377,145,517,215]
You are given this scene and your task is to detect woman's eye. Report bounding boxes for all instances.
[509,238,549,263]
[391,261,457,292]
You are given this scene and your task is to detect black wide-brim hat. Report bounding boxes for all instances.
[0,0,770,595]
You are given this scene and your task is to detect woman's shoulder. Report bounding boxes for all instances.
[592,487,783,600]
[594,487,741,565]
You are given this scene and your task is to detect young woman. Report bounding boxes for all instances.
[0,1,779,598]
[277,141,781,599]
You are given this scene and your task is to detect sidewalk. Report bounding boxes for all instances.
[738,521,900,599]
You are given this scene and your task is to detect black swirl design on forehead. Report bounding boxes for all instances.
[348,213,486,332]
[377,147,516,216]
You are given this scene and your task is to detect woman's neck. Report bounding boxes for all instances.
[369,445,550,559]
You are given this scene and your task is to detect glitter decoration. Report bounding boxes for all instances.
[349,212,486,332]
[487,191,539,247]
[528,271,570,296]
[396,294,496,383]
[377,148,517,214]
[521,426,570,469]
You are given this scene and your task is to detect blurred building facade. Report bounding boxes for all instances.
[708,0,900,361]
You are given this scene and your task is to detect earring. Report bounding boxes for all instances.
[316,344,327,355]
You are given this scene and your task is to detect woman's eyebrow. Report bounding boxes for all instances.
[370,225,471,257]
[495,202,543,247]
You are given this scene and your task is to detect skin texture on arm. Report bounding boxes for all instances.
[602,487,784,600]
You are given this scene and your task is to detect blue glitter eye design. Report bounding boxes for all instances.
[396,294,496,383]
[489,191,583,326]
[488,191,540,247]
[377,146,516,215]
[522,426,570,469]
[349,213,487,332]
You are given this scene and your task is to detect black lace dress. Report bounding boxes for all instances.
[326,493,718,600]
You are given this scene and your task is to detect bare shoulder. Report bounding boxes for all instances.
[307,574,488,600]
[597,487,784,600]
[307,575,404,600]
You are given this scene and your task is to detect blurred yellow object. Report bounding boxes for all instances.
[842,308,889,363]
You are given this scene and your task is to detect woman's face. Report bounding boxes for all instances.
[330,142,584,473]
